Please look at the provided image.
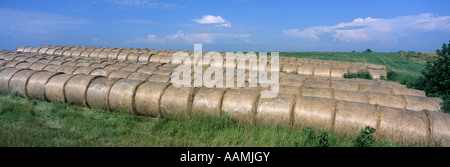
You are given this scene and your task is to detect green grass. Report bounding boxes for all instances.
[343,71,373,80]
[0,93,404,147]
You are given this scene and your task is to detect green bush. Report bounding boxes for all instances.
[354,126,376,147]
[343,71,373,80]
[415,41,450,113]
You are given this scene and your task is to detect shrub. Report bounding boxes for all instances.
[415,40,450,113]
[343,71,373,80]
[354,126,376,147]
[364,49,373,53]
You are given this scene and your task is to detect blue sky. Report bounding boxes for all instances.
[1,0,449,52]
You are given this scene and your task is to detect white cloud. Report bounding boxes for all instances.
[0,8,88,35]
[193,15,232,27]
[125,31,250,44]
[92,38,109,45]
[282,13,450,42]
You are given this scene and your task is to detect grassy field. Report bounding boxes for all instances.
[0,51,433,147]
[0,93,405,147]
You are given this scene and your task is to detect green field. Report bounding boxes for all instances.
[0,51,433,147]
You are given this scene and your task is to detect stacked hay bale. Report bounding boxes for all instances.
[3,47,450,146]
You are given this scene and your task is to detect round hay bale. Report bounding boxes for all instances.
[159,55,173,64]
[297,66,314,75]
[136,66,157,74]
[104,65,125,71]
[127,53,140,62]
[160,85,196,118]
[49,60,66,65]
[76,62,91,67]
[404,96,443,112]
[138,54,152,63]
[0,60,6,66]
[303,80,330,89]
[16,46,26,52]
[108,70,132,79]
[43,65,61,72]
[13,56,28,62]
[38,48,49,54]
[391,87,426,97]
[57,65,80,74]
[89,50,101,58]
[72,66,97,75]
[4,60,23,67]
[53,49,66,55]
[152,69,173,76]
[334,100,379,137]
[62,61,78,67]
[15,62,32,69]
[359,83,393,94]
[256,93,295,127]
[62,50,74,57]
[27,57,44,64]
[64,74,98,107]
[279,85,299,95]
[377,107,429,146]
[27,71,59,101]
[300,87,333,98]
[80,50,92,57]
[428,110,450,147]
[127,72,151,81]
[23,47,34,52]
[221,88,259,124]
[3,55,19,61]
[294,96,335,130]
[334,90,368,103]
[368,92,404,109]
[97,51,110,59]
[147,74,171,83]
[281,64,298,73]
[86,77,119,110]
[119,66,140,72]
[117,52,130,61]
[30,47,40,53]
[45,74,74,103]
[331,80,358,91]
[134,82,170,117]
[330,68,349,78]
[149,54,163,63]
[90,69,114,77]
[280,78,303,87]
[313,66,331,77]
[46,48,56,55]
[106,51,120,60]
[70,50,83,57]
[108,79,144,113]
[0,68,24,94]
[191,88,227,116]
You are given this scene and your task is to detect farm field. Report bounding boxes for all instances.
[1,50,438,147]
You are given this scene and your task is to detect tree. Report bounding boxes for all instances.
[364,49,373,53]
[417,40,450,112]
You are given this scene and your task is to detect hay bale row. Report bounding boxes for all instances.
[292,96,449,146]
[295,87,441,112]
[2,66,449,146]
